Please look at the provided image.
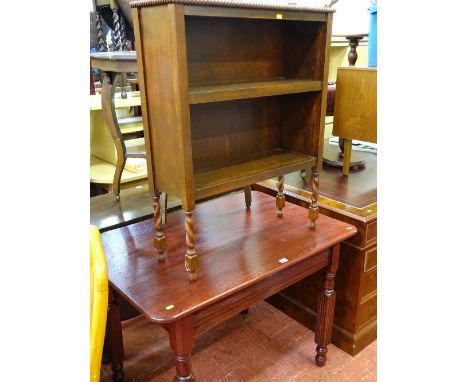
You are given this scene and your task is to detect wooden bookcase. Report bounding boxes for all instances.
[131,0,334,280]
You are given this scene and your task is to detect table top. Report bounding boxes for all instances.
[100,191,356,324]
[90,184,180,232]
[90,91,141,111]
[90,51,138,73]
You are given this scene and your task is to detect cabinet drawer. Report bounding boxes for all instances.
[364,247,377,272]
[360,268,377,300]
[365,220,377,244]
[358,292,377,329]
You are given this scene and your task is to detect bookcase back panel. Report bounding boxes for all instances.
[190,98,281,171]
[186,16,283,85]
[185,16,327,85]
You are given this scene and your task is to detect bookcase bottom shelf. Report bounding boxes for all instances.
[194,150,317,199]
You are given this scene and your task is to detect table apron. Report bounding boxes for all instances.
[193,249,331,335]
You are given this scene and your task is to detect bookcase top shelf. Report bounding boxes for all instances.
[189,78,322,104]
[194,149,317,199]
[130,0,335,13]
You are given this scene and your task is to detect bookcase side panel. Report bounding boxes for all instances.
[282,20,328,81]
[137,5,194,203]
[280,92,321,157]
[314,14,333,171]
[280,16,332,168]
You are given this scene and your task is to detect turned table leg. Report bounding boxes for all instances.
[308,170,319,228]
[105,288,124,382]
[276,176,285,216]
[185,210,198,281]
[243,186,252,208]
[153,191,167,260]
[168,316,196,382]
[315,244,340,367]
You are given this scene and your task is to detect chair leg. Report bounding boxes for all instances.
[342,138,352,176]
[113,155,126,201]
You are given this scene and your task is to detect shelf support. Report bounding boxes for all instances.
[276,176,285,216]
[153,191,167,260]
[185,210,198,281]
[308,170,320,228]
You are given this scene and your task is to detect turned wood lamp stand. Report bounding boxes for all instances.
[131,0,334,281]
[323,33,368,173]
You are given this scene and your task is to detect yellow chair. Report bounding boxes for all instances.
[90,225,108,382]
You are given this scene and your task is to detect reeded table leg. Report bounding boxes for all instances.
[153,191,167,260]
[276,176,285,216]
[105,289,124,382]
[185,210,198,281]
[308,170,319,228]
[168,316,196,382]
[315,244,339,367]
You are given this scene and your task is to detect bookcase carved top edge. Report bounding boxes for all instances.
[130,0,335,13]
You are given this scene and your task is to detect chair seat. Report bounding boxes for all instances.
[125,138,146,158]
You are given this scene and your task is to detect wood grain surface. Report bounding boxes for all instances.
[100,191,356,323]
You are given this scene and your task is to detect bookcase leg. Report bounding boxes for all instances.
[308,170,319,228]
[185,210,198,282]
[276,176,285,216]
[315,244,339,367]
[243,186,252,208]
[153,192,166,261]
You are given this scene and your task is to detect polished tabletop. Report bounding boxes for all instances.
[100,191,356,324]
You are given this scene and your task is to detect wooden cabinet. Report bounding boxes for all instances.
[131,0,334,280]
[254,144,377,355]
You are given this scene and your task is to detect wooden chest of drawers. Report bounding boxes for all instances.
[253,144,377,355]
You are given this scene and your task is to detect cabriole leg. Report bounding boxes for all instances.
[308,170,319,228]
[315,244,339,367]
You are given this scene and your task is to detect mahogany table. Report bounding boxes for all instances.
[100,191,356,381]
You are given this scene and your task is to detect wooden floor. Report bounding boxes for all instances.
[101,301,376,382]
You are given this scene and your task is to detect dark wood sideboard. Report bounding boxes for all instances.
[253,143,377,355]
